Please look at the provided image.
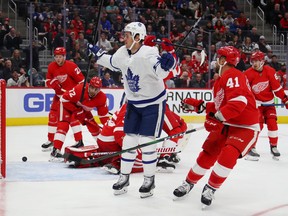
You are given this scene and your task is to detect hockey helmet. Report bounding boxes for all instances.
[89,76,102,88]
[217,46,240,66]
[250,51,265,62]
[124,22,146,40]
[54,47,66,56]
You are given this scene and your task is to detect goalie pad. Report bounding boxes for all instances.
[64,145,101,168]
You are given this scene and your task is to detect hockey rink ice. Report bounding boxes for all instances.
[2,123,288,216]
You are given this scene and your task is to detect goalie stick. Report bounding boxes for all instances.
[63,126,204,165]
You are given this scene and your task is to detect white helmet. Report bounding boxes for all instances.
[124,22,146,40]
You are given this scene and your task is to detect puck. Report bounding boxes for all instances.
[22,156,27,162]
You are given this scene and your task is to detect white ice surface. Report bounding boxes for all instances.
[1,124,288,216]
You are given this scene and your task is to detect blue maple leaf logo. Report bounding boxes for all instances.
[125,68,140,92]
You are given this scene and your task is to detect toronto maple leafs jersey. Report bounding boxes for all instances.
[97,45,169,107]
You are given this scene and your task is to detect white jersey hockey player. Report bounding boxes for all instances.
[88,21,176,198]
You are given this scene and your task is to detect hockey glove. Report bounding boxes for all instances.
[160,52,175,71]
[49,78,65,96]
[143,35,156,47]
[181,98,205,113]
[161,38,174,52]
[87,44,107,60]
[282,95,288,109]
[75,109,93,125]
[204,112,224,132]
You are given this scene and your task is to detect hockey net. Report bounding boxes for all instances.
[0,79,6,178]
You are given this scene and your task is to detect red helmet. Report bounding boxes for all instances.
[89,76,102,88]
[217,46,240,66]
[250,51,265,61]
[54,47,66,55]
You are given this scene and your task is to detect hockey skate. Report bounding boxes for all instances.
[156,155,175,172]
[168,153,181,164]
[201,184,216,209]
[245,147,260,161]
[139,175,155,198]
[70,139,84,148]
[270,145,280,160]
[103,163,120,175]
[113,174,130,195]
[49,147,64,162]
[173,180,194,200]
[41,141,53,152]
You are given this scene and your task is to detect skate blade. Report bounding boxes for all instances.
[201,204,209,210]
[272,156,280,161]
[102,167,120,175]
[49,157,64,163]
[173,195,185,201]
[113,187,128,196]
[140,190,154,198]
[245,155,259,161]
[156,167,175,173]
[42,147,52,152]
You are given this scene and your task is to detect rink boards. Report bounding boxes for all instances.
[6,87,288,126]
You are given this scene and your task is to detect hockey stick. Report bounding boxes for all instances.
[79,0,105,102]
[261,103,285,107]
[63,126,205,164]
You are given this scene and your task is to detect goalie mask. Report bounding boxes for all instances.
[250,51,265,72]
[216,46,240,76]
[124,22,146,50]
[88,76,102,98]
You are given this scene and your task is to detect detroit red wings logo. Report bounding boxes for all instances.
[252,81,269,94]
[214,88,224,110]
[56,74,68,83]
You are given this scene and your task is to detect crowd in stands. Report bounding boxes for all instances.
[0,0,287,88]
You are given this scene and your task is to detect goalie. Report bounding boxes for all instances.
[65,103,187,174]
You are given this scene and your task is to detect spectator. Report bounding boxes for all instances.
[190,73,206,88]
[264,50,274,63]
[2,59,13,82]
[96,32,113,52]
[214,20,226,33]
[101,71,117,88]
[174,71,191,88]
[105,0,120,23]
[53,27,74,58]
[71,43,87,63]
[23,40,46,71]
[28,67,45,87]
[70,15,84,35]
[215,35,228,50]
[100,13,112,38]
[88,62,101,81]
[257,35,271,54]
[112,15,125,41]
[269,55,281,71]
[247,27,260,43]
[76,32,88,54]
[0,23,6,49]
[277,62,287,88]
[3,27,22,51]
[242,36,255,62]
[156,25,169,40]
[223,12,234,26]
[6,68,28,87]
[242,18,254,34]
[170,25,184,44]
[10,49,25,71]
[206,73,219,88]
[85,22,95,43]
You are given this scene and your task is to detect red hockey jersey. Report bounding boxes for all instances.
[244,65,286,103]
[213,67,260,130]
[46,60,84,92]
[62,83,109,125]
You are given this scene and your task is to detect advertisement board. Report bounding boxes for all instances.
[6,88,288,126]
